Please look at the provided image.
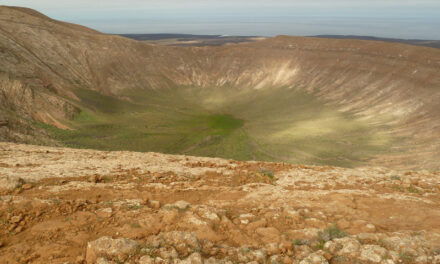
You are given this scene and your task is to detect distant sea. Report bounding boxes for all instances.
[78,17,440,40]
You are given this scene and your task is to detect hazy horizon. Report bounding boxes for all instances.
[2,0,440,40]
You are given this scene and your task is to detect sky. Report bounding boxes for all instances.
[2,0,440,39]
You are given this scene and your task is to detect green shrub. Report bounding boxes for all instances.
[259,168,274,179]
[317,224,347,242]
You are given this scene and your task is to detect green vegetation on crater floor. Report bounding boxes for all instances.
[42,86,398,167]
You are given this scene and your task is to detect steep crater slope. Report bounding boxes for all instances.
[1,6,440,169]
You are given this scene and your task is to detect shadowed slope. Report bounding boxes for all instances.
[1,6,440,169]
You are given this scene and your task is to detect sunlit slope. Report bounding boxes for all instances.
[1,6,440,169]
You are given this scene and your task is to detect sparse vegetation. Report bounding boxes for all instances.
[312,239,325,250]
[127,204,143,210]
[259,168,274,179]
[103,176,112,182]
[399,251,415,263]
[317,224,347,242]
[14,178,26,189]
[407,185,421,194]
[130,222,141,228]
[333,255,349,262]
[390,175,401,181]
[293,239,309,246]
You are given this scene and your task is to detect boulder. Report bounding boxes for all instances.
[359,244,387,263]
[86,236,139,263]
[176,252,203,264]
[299,250,329,264]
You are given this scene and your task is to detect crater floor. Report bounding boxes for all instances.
[44,87,395,168]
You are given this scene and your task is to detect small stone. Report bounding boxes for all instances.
[10,215,23,223]
[299,250,329,264]
[76,255,85,264]
[387,250,399,262]
[204,257,219,264]
[179,252,203,264]
[239,213,255,220]
[96,258,115,264]
[295,245,313,259]
[415,255,428,264]
[8,224,17,232]
[305,218,326,228]
[173,200,191,210]
[357,233,378,243]
[158,246,179,260]
[138,255,154,264]
[266,243,280,255]
[21,183,33,190]
[323,241,338,255]
[364,224,376,232]
[269,255,283,263]
[240,219,249,225]
[148,200,161,209]
[250,249,267,262]
[280,241,293,251]
[285,210,301,221]
[197,207,220,223]
[97,208,113,218]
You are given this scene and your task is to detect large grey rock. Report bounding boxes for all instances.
[359,244,387,263]
[86,236,139,263]
[334,237,361,257]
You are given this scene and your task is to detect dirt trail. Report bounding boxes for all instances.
[1,142,440,263]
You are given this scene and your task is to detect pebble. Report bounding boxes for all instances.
[173,200,191,210]
[148,200,161,209]
[21,183,33,190]
[96,208,113,218]
[10,215,23,223]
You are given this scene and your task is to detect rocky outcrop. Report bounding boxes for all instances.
[0,143,439,263]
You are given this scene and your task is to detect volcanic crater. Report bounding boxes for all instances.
[1,5,440,264]
[1,6,440,170]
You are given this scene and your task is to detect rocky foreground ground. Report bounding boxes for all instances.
[0,143,440,263]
